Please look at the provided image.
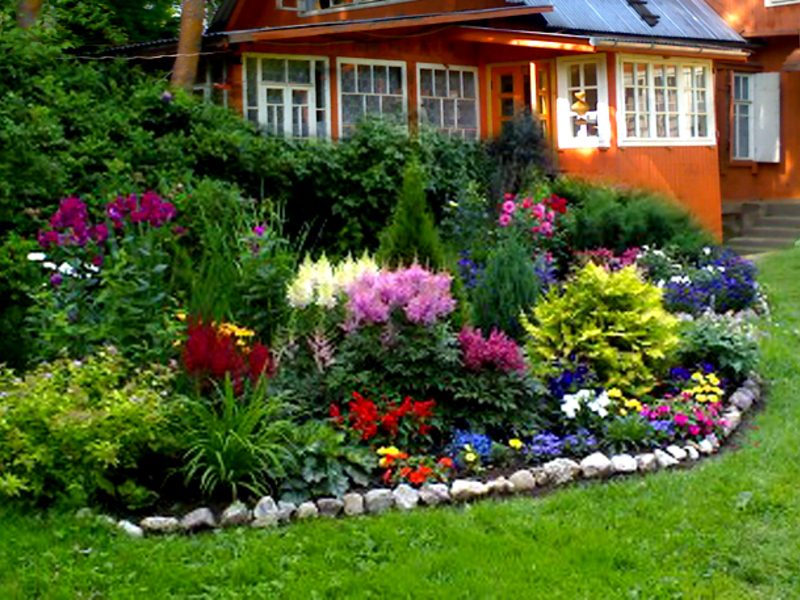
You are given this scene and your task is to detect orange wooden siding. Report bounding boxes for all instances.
[705,0,800,36]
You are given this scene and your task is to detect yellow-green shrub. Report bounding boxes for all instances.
[521,263,679,393]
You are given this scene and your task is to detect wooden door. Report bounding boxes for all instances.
[490,63,554,145]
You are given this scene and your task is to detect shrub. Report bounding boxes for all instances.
[0,348,177,508]
[522,263,680,393]
[471,233,545,341]
[378,158,446,270]
[677,313,760,383]
[0,233,39,369]
[551,177,713,258]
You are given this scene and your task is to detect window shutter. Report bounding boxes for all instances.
[753,72,781,163]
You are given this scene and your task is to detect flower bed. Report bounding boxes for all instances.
[1,185,766,520]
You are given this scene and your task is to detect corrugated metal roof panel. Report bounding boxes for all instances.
[508,0,745,43]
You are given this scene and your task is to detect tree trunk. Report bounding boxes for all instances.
[171,0,205,91]
[16,0,44,29]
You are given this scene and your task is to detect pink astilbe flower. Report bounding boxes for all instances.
[458,326,526,374]
[345,265,456,329]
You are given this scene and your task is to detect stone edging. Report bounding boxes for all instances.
[112,375,763,538]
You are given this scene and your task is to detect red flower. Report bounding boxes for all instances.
[397,396,413,416]
[248,342,274,379]
[329,403,344,425]
[438,457,454,469]
[382,469,393,484]
[546,194,567,214]
[418,424,433,436]
[400,467,412,478]
[381,413,399,435]
[412,400,435,419]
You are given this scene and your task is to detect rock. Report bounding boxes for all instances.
[181,507,216,532]
[486,476,516,495]
[295,501,319,520]
[252,496,280,527]
[118,520,144,539]
[580,452,614,479]
[530,467,549,487]
[450,479,489,502]
[342,492,364,516]
[698,439,715,454]
[636,453,659,473]
[743,377,760,395]
[508,470,535,492]
[610,454,638,474]
[221,501,251,528]
[75,507,94,520]
[140,516,180,534]
[654,449,679,469]
[666,445,688,462]
[419,483,450,506]
[392,484,420,511]
[277,501,296,523]
[317,497,344,518]
[364,489,394,514]
[722,409,742,436]
[730,389,755,412]
[96,515,117,527]
[542,458,581,486]
[685,446,700,461]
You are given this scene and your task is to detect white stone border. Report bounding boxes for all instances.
[113,375,763,537]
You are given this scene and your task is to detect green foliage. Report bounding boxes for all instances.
[0,233,39,369]
[0,348,177,508]
[179,378,295,502]
[677,313,760,383]
[485,111,553,197]
[471,233,544,340]
[280,421,373,503]
[378,158,446,270]
[551,177,713,259]
[522,263,680,392]
[602,414,664,454]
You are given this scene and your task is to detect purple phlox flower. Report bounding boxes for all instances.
[50,272,62,287]
[253,224,266,237]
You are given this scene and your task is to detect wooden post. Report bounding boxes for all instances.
[171,0,206,91]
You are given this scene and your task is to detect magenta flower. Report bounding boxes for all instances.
[688,424,701,436]
[502,200,516,214]
[50,273,62,287]
[458,326,525,374]
[498,213,512,227]
[674,413,689,427]
[253,225,266,237]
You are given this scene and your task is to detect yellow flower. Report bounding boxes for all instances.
[175,311,187,322]
[691,372,703,381]
[607,388,623,399]
[708,374,720,386]
[509,438,523,450]
[624,398,643,412]
[696,394,708,403]
[377,446,400,456]
[465,452,478,463]
[707,394,719,403]
[619,408,628,416]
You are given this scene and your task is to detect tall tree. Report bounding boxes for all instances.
[171,0,205,91]
[16,0,42,28]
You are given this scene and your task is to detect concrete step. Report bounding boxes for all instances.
[746,226,800,240]
[754,215,800,229]
[726,237,796,255]
[765,201,800,217]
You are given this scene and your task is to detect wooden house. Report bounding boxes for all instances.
[165,0,757,236]
[706,0,799,204]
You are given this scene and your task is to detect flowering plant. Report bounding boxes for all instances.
[497,192,568,241]
[457,326,526,374]
[329,391,438,453]
[376,447,454,486]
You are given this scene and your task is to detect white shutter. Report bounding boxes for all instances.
[753,72,781,163]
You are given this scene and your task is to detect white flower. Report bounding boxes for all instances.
[560,393,582,419]
[703,247,712,255]
[587,391,611,418]
[27,252,46,261]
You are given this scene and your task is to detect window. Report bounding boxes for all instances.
[765,0,800,6]
[302,0,414,13]
[617,56,714,145]
[417,64,479,140]
[338,58,406,136]
[193,59,228,107]
[732,73,753,160]
[556,55,611,148]
[243,54,330,139]
[731,72,781,163]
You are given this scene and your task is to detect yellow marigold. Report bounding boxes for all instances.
[509,438,523,450]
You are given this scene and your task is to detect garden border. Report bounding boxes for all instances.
[108,374,764,538]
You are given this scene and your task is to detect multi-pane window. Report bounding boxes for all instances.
[193,59,228,106]
[244,55,329,139]
[556,56,610,148]
[338,59,406,136]
[619,57,713,143]
[732,73,754,160]
[418,65,479,140]
[566,61,599,139]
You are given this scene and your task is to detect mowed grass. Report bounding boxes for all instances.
[2,249,800,599]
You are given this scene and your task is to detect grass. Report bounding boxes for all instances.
[2,249,800,599]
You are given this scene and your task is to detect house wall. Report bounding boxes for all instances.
[229,37,724,237]
[705,0,800,35]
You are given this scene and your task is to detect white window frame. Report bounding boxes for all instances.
[556,55,611,149]
[616,54,716,147]
[765,0,800,7]
[242,53,332,140]
[301,0,417,15]
[337,57,407,136]
[732,72,754,161]
[416,63,480,140]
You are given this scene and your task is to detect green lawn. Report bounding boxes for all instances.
[2,249,800,599]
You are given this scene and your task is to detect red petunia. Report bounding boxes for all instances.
[412,400,435,419]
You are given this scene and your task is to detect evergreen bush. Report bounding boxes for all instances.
[378,158,446,270]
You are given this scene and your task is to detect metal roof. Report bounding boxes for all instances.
[508,0,744,43]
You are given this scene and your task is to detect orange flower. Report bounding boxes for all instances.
[438,457,454,469]
[408,469,429,485]
[400,467,412,478]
